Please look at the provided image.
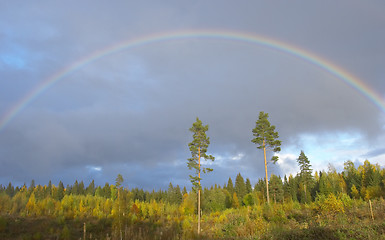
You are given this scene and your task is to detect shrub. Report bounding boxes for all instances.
[315,193,344,217]
[0,216,7,233]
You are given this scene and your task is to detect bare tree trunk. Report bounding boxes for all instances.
[198,147,201,235]
[118,190,122,240]
[263,141,270,204]
[369,200,374,221]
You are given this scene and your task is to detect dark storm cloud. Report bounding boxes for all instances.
[362,148,385,159]
[1,1,384,189]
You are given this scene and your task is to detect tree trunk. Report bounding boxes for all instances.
[263,141,270,204]
[118,189,122,240]
[198,147,201,234]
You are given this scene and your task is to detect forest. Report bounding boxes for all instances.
[1,115,385,240]
[1,159,385,239]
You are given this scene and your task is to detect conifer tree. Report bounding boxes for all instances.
[182,186,188,196]
[297,151,313,203]
[251,111,281,204]
[78,181,85,195]
[86,180,95,196]
[167,183,182,204]
[245,178,252,194]
[283,175,291,201]
[103,183,111,198]
[115,174,124,240]
[235,173,246,202]
[47,180,52,198]
[29,180,35,193]
[5,182,14,197]
[174,185,183,204]
[226,177,234,195]
[232,192,240,208]
[72,180,79,195]
[343,160,360,197]
[269,174,284,203]
[187,117,215,234]
[56,181,65,201]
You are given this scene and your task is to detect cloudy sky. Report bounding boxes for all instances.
[1,1,385,190]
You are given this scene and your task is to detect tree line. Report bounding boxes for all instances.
[1,158,384,211]
[1,158,385,239]
[1,112,385,239]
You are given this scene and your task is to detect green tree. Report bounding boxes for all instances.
[55,181,64,201]
[269,174,284,203]
[245,178,252,194]
[86,180,95,196]
[283,175,293,202]
[235,173,246,203]
[187,117,215,234]
[297,151,313,203]
[223,189,232,208]
[28,179,35,195]
[251,111,281,204]
[319,171,332,196]
[202,187,226,212]
[182,186,188,196]
[232,192,240,209]
[5,182,14,197]
[226,177,234,195]
[115,174,123,188]
[343,160,360,197]
[72,180,79,195]
[167,183,183,205]
[102,183,111,198]
[174,185,183,204]
[78,181,85,195]
[243,193,255,206]
[46,180,52,198]
[318,165,343,197]
[115,174,124,240]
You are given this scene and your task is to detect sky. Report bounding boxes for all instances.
[1,1,385,190]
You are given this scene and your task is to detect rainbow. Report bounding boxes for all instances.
[1,29,384,131]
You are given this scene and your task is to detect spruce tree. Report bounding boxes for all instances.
[79,181,85,195]
[56,181,65,201]
[187,117,215,234]
[72,180,79,195]
[343,160,360,197]
[251,111,281,204]
[297,151,312,203]
[245,178,252,194]
[115,174,124,240]
[269,174,284,203]
[5,182,14,197]
[86,180,95,196]
[226,177,234,195]
[174,185,183,204]
[235,173,246,202]
[182,186,188,196]
[47,180,52,198]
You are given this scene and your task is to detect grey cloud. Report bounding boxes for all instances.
[1,1,384,189]
[362,148,385,159]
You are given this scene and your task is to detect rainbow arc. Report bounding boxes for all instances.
[1,30,384,131]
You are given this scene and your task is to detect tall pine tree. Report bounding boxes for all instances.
[187,117,215,234]
[251,111,281,204]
